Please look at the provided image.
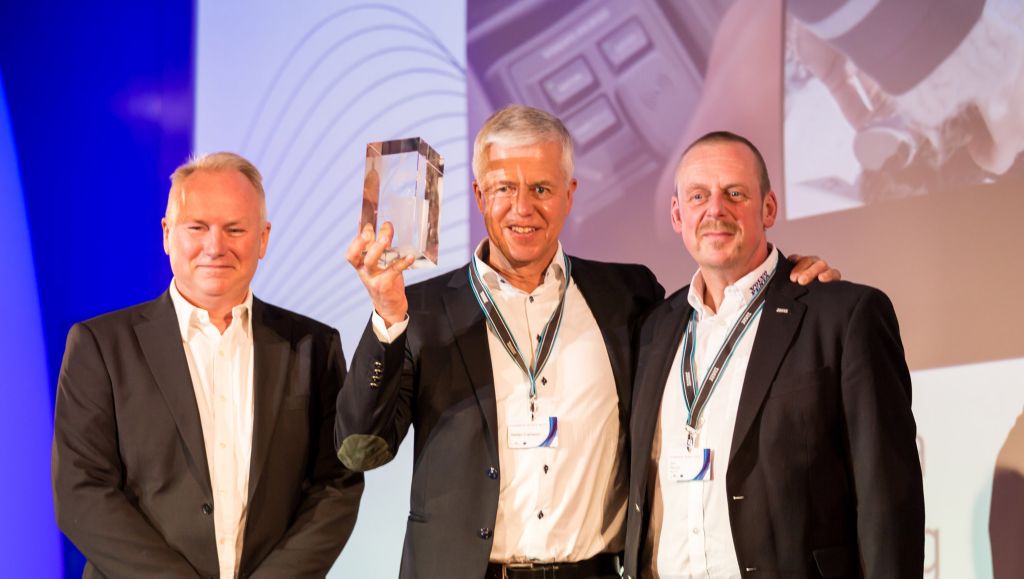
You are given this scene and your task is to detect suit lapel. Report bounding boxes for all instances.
[570,257,633,422]
[248,298,291,501]
[729,260,807,465]
[443,266,500,464]
[634,291,691,483]
[134,293,211,494]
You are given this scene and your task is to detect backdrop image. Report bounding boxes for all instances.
[2,0,1022,576]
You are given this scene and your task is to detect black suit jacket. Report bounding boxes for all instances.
[336,256,663,578]
[52,293,363,578]
[624,254,924,578]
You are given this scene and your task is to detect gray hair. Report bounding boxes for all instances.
[166,151,267,223]
[472,105,574,184]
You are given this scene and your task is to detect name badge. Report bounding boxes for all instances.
[666,447,712,482]
[508,416,558,449]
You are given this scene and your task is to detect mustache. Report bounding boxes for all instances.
[697,219,739,236]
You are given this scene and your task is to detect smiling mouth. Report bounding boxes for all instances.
[509,225,539,234]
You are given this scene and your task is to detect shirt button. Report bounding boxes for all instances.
[486,467,498,479]
[692,527,699,535]
[202,503,213,515]
[537,511,544,519]
[479,528,493,539]
[219,442,227,449]
[529,296,535,303]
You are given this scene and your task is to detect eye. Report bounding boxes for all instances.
[531,185,551,198]
[491,184,514,197]
[688,191,706,203]
[227,228,246,235]
[728,189,744,199]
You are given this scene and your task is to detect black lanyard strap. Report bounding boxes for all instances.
[469,254,572,417]
[680,267,775,447]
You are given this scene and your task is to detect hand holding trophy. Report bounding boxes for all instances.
[347,137,444,326]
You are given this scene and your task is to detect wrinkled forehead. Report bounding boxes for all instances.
[675,141,760,188]
[479,142,566,184]
[171,169,264,219]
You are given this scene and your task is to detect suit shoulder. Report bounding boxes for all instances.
[257,300,338,336]
[570,255,655,279]
[800,278,892,304]
[74,296,167,334]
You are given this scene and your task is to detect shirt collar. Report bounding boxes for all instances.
[472,239,568,296]
[168,279,253,340]
[687,245,779,318]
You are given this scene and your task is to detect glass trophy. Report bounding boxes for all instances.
[361,137,443,268]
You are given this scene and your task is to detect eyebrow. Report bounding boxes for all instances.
[181,218,247,227]
[685,182,748,192]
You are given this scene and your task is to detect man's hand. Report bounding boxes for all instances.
[788,254,842,285]
[346,222,415,326]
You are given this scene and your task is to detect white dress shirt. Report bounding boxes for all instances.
[373,242,625,563]
[645,250,778,579]
[170,281,255,579]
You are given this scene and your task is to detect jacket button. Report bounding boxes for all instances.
[201,503,213,515]
[479,527,493,539]
[486,467,498,479]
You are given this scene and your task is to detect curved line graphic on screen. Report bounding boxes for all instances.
[239,5,469,330]
[258,103,464,293]
[262,114,466,316]
[241,4,464,150]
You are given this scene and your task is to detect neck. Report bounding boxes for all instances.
[699,245,771,314]
[207,309,235,334]
[483,244,555,294]
[699,272,733,314]
[176,283,245,334]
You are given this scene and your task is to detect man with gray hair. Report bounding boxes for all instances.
[53,152,363,578]
[338,106,836,578]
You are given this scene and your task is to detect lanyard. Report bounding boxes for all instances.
[468,254,572,420]
[679,267,775,450]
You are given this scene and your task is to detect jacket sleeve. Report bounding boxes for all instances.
[251,329,364,577]
[334,317,414,472]
[52,323,201,578]
[841,288,925,576]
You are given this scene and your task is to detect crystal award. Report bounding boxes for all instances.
[360,137,444,268]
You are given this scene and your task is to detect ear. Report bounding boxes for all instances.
[670,194,684,234]
[259,221,272,259]
[761,190,778,229]
[566,178,577,211]
[161,218,172,255]
[473,180,486,215]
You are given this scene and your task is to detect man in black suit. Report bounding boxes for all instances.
[623,132,924,578]
[336,107,836,578]
[53,152,362,578]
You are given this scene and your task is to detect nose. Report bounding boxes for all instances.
[705,190,727,216]
[513,186,535,216]
[202,229,226,256]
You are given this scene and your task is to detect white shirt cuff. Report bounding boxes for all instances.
[371,311,409,343]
